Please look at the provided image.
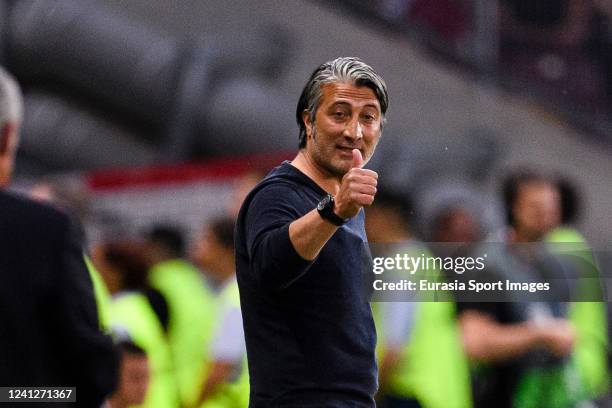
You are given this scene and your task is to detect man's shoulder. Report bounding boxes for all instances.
[0,190,70,233]
[252,177,303,199]
[240,163,314,211]
[256,161,309,191]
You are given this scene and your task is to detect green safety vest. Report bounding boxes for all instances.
[200,279,249,408]
[110,292,181,408]
[148,259,218,406]
[513,228,609,408]
[84,254,111,331]
[374,244,472,408]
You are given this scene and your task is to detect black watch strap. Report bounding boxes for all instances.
[317,194,347,226]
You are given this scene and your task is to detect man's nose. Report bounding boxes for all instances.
[343,116,363,140]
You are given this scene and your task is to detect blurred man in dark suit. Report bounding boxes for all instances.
[0,66,118,407]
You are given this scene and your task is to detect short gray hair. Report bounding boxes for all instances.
[296,57,388,148]
[0,67,23,128]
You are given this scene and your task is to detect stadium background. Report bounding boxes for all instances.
[2,0,611,406]
[5,0,610,247]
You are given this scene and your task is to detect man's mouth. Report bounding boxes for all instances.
[336,146,359,157]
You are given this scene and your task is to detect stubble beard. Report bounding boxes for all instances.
[309,125,351,178]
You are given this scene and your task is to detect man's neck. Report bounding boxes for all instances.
[291,151,341,195]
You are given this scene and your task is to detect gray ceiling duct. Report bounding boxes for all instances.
[21,92,156,171]
[7,0,186,129]
[197,76,297,155]
[5,0,298,167]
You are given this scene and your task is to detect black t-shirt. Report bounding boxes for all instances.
[235,161,377,407]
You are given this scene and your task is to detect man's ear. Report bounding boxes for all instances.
[302,110,313,139]
[0,123,13,156]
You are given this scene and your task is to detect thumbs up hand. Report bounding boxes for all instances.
[351,148,363,169]
[333,148,378,220]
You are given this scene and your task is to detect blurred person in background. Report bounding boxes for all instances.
[105,340,151,408]
[28,179,112,330]
[431,206,482,244]
[29,178,89,223]
[143,225,217,406]
[190,216,248,408]
[457,171,607,408]
[407,0,470,44]
[545,177,595,244]
[235,57,388,406]
[588,0,612,111]
[0,66,118,407]
[97,240,180,408]
[367,190,472,408]
[500,0,594,48]
[536,175,609,405]
[377,0,470,45]
[499,0,609,112]
[226,170,264,219]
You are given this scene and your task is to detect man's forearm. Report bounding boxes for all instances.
[289,209,338,260]
[461,310,576,363]
[460,311,542,363]
[378,348,402,392]
[192,361,233,407]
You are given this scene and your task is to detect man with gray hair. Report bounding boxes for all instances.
[0,67,22,187]
[236,57,388,407]
[0,67,118,407]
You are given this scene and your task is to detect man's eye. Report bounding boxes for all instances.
[333,111,346,119]
[362,114,376,122]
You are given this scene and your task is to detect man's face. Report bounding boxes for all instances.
[513,181,561,241]
[117,354,150,405]
[190,227,228,281]
[435,209,480,243]
[303,82,382,177]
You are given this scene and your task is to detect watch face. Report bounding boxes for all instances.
[317,195,330,211]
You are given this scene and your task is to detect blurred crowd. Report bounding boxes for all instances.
[367,171,609,408]
[33,162,609,408]
[31,171,262,408]
[499,0,612,116]
[369,0,612,117]
[1,1,608,407]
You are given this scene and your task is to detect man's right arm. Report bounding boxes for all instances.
[287,209,338,260]
[246,166,376,290]
[289,149,376,260]
[245,183,318,291]
[245,183,369,290]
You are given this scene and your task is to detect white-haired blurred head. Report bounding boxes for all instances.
[0,66,24,187]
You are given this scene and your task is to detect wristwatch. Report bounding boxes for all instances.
[317,194,347,226]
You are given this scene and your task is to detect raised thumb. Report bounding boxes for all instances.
[351,149,363,169]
